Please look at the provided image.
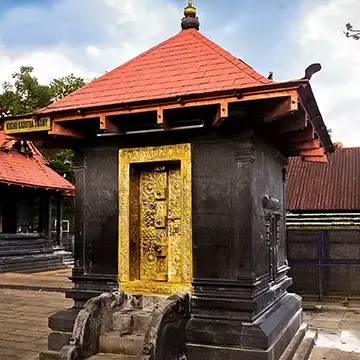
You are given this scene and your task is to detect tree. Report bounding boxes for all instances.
[0,66,53,115]
[0,66,86,182]
[50,74,86,102]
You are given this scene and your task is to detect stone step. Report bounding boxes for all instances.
[113,310,151,333]
[0,252,61,264]
[89,354,136,360]
[39,350,61,360]
[99,332,144,355]
[133,311,151,332]
[11,264,67,274]
[0,258,67,273]
[292,329,318,360]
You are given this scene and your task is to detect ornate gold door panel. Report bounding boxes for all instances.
[118,144,192,295]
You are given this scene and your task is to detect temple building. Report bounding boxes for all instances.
[0,130,74,272]
[2,2,333,360]
[287,147,360,299]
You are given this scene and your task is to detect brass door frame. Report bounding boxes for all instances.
[118,144,192,295]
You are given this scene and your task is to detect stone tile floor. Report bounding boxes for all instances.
[0,287,72,360]
[0,269,72,292]
[305,301,360,359]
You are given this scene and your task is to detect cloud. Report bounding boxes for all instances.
[286,0,360,146]
[0,0,182,84]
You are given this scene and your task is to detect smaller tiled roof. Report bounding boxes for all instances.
[0,131,74,195]
[38,28,271,114]
[287,147,360,211]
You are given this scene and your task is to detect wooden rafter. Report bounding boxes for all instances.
[292,139,320,150]
[275,112,307,134]
[283,126,315,143]
[264,95,298,123]
[49,122,83,139]
[213,100,228,126]
[157,108,168,129]
[99,115,123,133]
[299,148,325,157]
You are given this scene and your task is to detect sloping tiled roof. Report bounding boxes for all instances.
[0,131,74,195]
[38,28,271,114]
[287,147,360,211]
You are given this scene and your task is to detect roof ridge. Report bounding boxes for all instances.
[189,30,270,84]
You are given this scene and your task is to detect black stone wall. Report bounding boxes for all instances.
[70,128,291,311]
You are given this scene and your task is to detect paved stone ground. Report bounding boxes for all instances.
[0,288,72,360]
[0,269,72,292]
[305,302,360,359]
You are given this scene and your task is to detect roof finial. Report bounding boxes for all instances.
[181,0,200,31]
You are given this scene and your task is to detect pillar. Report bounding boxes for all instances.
[56,196,63,247]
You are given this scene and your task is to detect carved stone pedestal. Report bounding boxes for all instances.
[183,133,300,359]
[186,293,302,360]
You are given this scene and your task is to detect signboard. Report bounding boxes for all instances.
[4,117,51,134]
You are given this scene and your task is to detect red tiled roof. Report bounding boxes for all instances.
[38,29,271,114]
[287,148,360,211]
[0,131,74,195]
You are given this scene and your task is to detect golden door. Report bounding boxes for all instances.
[137,163,181,282]
[119,144,192,296]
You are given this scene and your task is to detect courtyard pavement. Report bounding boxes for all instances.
[305,301,360,359]
[0,269,359,359]
[0,288,72,360]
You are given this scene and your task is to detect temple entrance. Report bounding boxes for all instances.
[118,144,192,295]
[136,162,181,282]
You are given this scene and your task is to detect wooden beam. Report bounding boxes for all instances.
[303,156,328,163]
[157,108,168,129]
[299,148,325,157]
[264,95,298,123]
[283,126,315,143]
[49,122,83,138]
[213,100,228,126]
[51,89,300,123]
[275,112,307,134]
[99,115,123,133]
[292,139,320,150]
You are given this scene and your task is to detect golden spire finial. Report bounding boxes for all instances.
[181,0,200,30]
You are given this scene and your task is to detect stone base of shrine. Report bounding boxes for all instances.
[186,293,302,360]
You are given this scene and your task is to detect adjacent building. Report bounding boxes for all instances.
[0,130,74,272]
[287,147,360,298]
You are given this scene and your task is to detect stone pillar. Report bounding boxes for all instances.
[186,133,302,360]
[40,194,52,241]
[56,196,63,247]
[67,147,118,307]
[72,151,86,274]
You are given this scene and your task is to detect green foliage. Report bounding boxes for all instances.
[0,66,87,184]
[0,66,53,115]
[40,148,75,183]
[50,74,86,102]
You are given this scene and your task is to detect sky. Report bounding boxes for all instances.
[0,0,358,145]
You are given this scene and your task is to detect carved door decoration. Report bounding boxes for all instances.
[263,196,281,283]
[265,213,280,282]
[119,144,192,296]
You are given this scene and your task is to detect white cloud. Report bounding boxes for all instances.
[0,0,181,85]
[86,46,101,59]
[292,0,360,146]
